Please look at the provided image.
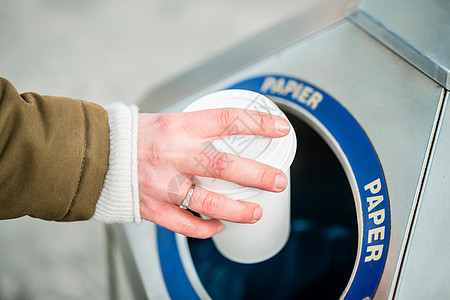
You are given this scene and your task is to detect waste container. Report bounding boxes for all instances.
[108,0,450,299]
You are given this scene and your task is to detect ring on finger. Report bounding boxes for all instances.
[179,183,195,209]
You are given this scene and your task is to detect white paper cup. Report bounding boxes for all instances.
[183,89,297,264]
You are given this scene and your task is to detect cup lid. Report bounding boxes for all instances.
[183,89,297,199]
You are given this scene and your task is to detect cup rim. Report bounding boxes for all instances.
[184,89,297,199]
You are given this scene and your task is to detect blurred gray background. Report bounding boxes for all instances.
[0,0,350,299]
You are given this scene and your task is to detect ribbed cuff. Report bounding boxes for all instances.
[94,103,141,224]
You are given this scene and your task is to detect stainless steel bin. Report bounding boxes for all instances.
[108,0,450,299]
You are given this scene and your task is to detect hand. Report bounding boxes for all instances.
[138,108,290,238]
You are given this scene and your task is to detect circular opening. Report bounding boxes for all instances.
[187,107,358,299]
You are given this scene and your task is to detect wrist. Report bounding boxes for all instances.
[93,103,141,223]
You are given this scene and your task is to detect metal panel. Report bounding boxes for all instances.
[139,0,357,113]
[114,223,170,299]
[395,91,450,300]
[349,0,450,89]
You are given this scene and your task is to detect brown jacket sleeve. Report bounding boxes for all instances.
[0,77,109,221]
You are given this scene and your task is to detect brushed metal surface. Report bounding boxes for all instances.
[113,223,170,299]
[395,91,450,300]
[349,0,450,89]
[139,0,357,113]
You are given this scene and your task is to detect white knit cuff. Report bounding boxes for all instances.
[94,103,141,224]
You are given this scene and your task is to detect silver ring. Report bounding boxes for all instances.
[179,184,195,209]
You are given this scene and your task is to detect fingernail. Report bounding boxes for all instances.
[252,207,262,222]
[217,224,224,233]
[276,119,290,134]
[275,174,288,190]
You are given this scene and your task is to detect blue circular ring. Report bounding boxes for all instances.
[157,74,390,300]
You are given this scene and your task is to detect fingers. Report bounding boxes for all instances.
[180,108,290,140]
[167,182,262,223]
[188,186,262,224]
[143,203,224,239]
[174,149,288,192]
[167,179,262,224]
[146,184,262,238]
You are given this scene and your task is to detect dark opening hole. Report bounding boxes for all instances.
[187,108,358,299]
